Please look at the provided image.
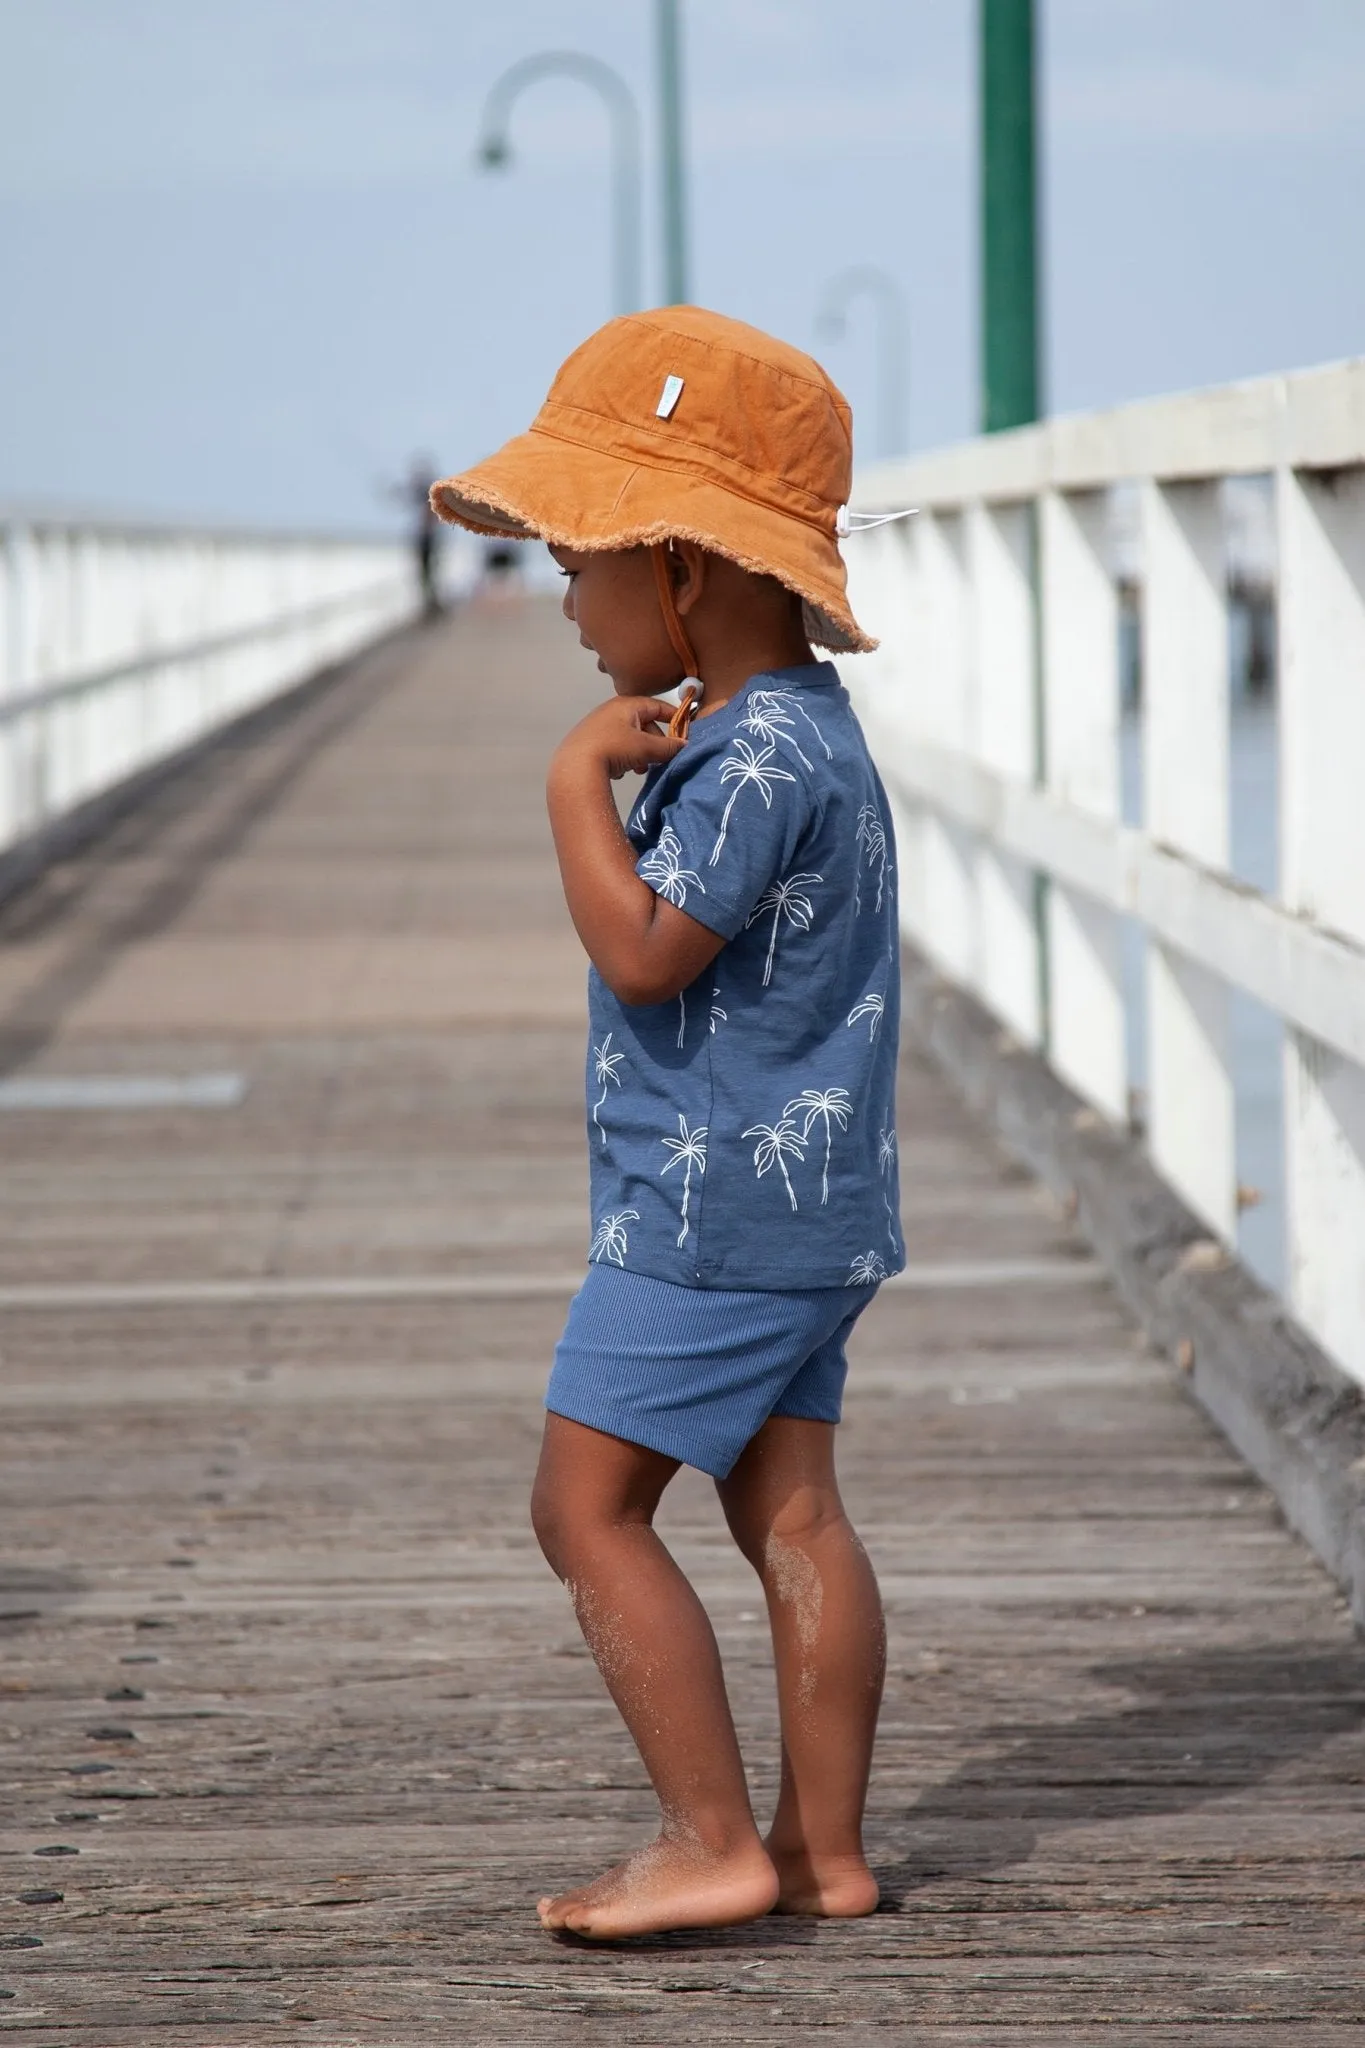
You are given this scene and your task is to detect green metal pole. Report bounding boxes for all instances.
[980,0,1039,432]
[657,0,689,304]
[981,1,1049,1046]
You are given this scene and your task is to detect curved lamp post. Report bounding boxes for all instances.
[816,267,910,460]
[476,53,643,317]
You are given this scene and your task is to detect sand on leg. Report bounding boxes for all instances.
[530,1414,778,1938]
[717,1415,885,1915]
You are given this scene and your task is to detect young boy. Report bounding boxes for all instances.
[431,306,903,1939]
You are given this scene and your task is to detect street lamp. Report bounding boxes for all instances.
[815,267,910,461]
[476,53,643,317]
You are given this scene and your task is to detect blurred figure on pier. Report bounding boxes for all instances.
[389,456,443,616]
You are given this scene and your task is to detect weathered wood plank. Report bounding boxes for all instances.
[1,598,1362,2042]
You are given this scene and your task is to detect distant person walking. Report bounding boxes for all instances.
[393,456,442,616]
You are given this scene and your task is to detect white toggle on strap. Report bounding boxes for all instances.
[656,374,685,419]
[835,503,919,538]
[657,676,705,713]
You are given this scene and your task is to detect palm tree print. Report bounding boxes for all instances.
[847,1250,888,1286]
[709,740,796,866]
[676,992,686,1049]
[739,693,813,771]
[757,686,833,761]
[745,871,822,987]
[708,988,727,1033]
[855,802,889,913]
[638,824,704,908]
[590,1208,639,1266]
[847,991,884,1039]
[742,1115,808,1211]
[879,1127,899,1249]
[785,1086,854,1205]
[659,1115,707,1246]
[591,1031,625,1146]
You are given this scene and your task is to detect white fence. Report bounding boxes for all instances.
[843,355,1365,1388]
[0,514,417,870]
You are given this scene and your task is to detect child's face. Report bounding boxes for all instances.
[549,545,683,698]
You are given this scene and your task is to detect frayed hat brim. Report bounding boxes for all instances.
[430,427,876,656]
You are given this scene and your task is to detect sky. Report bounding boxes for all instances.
[1,0,1363,531]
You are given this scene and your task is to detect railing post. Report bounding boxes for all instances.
[1140,478,1236,1237]
[1278,465,1365,1378]
[1038,487,1126,1121]
[843,523,930,953]
[1,524,16,844]
[914,511,977,990]
[967,499,1041,1045]
[2,522,45,842]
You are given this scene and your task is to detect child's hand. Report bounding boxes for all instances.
[554,698,687,782]
[546,695,722,1005]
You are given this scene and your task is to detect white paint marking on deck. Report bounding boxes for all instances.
[0,1257,1102,1313]
[0,1072,247,1111]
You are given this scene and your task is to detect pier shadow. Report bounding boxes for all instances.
[876,1639,1365,1904]
[499,1642,1365,1957]
[0,625,421,1078]
[547,1912,824,1957]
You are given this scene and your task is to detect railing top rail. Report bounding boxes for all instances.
[853,353,1365,513]
[0,573,410,726]
[0,502,407,549]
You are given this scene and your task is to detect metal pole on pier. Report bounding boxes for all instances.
[656,0,690,305]
[979,0,1039,431]
[980,0,1048,1041]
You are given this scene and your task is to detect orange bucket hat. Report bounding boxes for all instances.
[430,305,876,656]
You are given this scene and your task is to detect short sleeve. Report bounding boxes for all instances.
[634,735,818,941]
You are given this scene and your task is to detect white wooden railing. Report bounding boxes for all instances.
[843,355,1365,1388]
[0,513,417,870]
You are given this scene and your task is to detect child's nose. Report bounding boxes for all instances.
[561,585,575,624]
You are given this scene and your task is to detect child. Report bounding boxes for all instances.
[431,306,903,1939]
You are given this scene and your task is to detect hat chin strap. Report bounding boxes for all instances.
[650,544,703,737]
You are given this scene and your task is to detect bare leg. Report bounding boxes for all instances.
[717,1416,885,1915]
[529,1415,778,1938]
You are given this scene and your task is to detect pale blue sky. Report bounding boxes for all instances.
[1,1,1362,528]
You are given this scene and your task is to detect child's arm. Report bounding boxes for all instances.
[547,698,725,1007]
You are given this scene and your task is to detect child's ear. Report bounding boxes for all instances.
[669,539,707,616]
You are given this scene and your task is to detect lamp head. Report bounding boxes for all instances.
[478,134,511,170]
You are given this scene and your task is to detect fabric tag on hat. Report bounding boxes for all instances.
[656,374,685,419]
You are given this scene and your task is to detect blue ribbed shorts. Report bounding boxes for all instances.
[545,1265,879,1480]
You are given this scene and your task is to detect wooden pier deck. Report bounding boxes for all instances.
[1,598,1362,2045]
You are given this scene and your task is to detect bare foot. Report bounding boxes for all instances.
[767,1842,879,1917]
[538,1832,779,1939]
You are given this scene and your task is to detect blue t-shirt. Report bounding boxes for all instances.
[584,661,905,1292]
